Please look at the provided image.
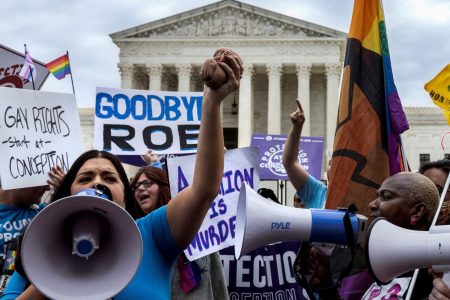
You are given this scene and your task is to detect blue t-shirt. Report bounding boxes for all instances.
[297,174,327,209]
[1,205,180,300]
[0,203,44,248]
[115,205,180,299]
[0,203,44,296]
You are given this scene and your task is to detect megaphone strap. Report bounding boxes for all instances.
[334,204,358,287]
[292,204,360,298]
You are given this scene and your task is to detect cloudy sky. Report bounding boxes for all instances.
[1,0,448,108]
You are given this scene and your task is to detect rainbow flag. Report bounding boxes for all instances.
[325,0,409,217]
[46,54,71,80]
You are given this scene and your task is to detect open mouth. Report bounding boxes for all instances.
[139,194,150,202]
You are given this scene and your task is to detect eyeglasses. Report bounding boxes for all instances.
[133,179,154,191]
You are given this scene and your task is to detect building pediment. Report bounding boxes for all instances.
[110,0,346,40]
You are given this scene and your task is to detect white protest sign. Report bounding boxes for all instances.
[94,87,203,155]
[166,147,260,261]
[0,87,84,189]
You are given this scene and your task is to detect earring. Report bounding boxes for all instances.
[410,218,416,226]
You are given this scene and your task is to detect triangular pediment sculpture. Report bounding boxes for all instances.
[110,0,346,40]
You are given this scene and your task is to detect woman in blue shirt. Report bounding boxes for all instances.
[3,50,243,300]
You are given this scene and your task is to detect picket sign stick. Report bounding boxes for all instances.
[66,51,76,97]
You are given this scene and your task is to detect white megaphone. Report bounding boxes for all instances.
[234,182,368,259]
[21,188,143,300]
[367,218,450,284]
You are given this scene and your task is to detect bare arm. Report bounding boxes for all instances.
[282,99,309,191]
[167,52,242,249]
[16,285,46,300]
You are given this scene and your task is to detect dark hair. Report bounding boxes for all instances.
[257,188,280,204]
[129,166,171,218]
[419,159,450,176]
[50,150,135,217]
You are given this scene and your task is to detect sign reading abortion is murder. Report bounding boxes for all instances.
[94,87,203,155]
[251,134,324,181]
[0,87,83,189]
[166,147,260,261]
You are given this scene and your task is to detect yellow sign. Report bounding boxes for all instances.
[425,64,450,124]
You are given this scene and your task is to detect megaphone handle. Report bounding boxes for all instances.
[443,272,450,286]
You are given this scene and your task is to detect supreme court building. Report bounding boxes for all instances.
[109,0,346,162]
[79,0,447,203]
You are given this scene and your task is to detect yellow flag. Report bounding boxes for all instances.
[425,64,450,124]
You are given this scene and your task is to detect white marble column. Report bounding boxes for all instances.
[325,63,342,155]
[266,63,283,134]
[176,63,191,92]
[238,63,254,147]
[117,63,133,89]
[296,63,312,136]
[147,63,162,91]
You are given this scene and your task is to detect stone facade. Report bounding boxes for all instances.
[401,107,449,171]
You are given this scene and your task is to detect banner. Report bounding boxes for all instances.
[0,44,49,90]
[424,64,450,124]
[94,87,203,155]
[0,87,84,189]
[220,242,307,300]
[166,147,260,260]
[251,134,324,181]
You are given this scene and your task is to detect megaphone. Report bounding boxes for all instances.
[234,182,367,258]
[367,218,450,284]
[21,189,143,300]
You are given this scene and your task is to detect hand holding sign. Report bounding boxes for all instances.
[290,98,305,128]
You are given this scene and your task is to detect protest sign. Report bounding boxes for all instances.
[0,87,83,189]
[94,87,203,155]
[166,147,260,260]
[0,44,49,90]
[251,134,324,180]
[220,242,307,300]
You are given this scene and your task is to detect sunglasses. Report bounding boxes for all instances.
[133,179,154,191]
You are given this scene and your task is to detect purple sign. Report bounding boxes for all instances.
[251,134,324,180]
[220,242,307,300]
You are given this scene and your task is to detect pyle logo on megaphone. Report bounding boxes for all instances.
[271,221,291,230]
[234,182,368,259]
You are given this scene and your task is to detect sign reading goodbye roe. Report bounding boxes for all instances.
[0,87,84,189]
[94,87,203,155]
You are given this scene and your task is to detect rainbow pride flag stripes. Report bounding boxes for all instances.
[45,54,71,80]
[325,0,409,216]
